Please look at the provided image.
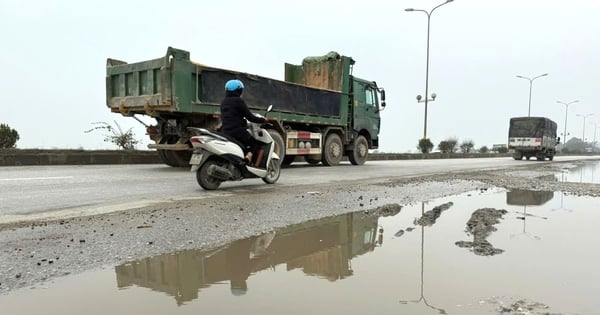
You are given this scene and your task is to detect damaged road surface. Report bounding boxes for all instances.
[1,158,600,314]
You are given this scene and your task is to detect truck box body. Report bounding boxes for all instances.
[508,117,557,161]
[106,47,385,167]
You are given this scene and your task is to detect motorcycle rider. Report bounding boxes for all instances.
[220,79,269,165]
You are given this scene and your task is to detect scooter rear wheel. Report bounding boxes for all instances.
[197,160,222,190]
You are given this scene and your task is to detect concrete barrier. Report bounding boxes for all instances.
[0,149,513,166]
[0,149,160,166]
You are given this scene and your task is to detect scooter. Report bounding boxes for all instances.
[188,106,281,190]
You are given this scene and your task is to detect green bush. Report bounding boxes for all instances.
[417,138,434,153]
[0,123,19,148]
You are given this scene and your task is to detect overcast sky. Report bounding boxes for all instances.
[1,0,598,152]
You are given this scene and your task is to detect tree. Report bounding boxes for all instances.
[417,138,434,154]
[85,121,140,150]
[439,137,458,153]
[446,137,458,153]
[497,146,509,154]
[564,138,586,153]
[459,140,475,153]
[0,123,19,148]
[479,146,489,154]
[438,140,451,154]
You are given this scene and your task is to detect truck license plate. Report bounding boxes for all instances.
[189,153,203,165]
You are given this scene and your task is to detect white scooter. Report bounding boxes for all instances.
[188,106,281,190]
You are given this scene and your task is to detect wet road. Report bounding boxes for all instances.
[1,155,597,223]
[2,180,599,314]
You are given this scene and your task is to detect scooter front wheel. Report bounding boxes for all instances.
[197,160,222,190]
[262,159,281,184]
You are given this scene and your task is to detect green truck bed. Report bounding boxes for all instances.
[106,47,352,126]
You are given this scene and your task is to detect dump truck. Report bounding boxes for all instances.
[106,47,386,167]
[508,117,558,161]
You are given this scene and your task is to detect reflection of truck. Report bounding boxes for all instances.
[106,47,386,167]
[506,189,554,206]
[115,211,382,304]
[508,117,558,161]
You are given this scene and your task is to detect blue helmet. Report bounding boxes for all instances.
[225,79,244,92]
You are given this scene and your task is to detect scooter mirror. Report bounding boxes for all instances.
[267,105,273,112]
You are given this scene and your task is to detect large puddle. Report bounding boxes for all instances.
[555,160,600,184]
[1,188,599,314]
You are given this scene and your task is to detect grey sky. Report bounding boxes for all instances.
[1,0,598,152]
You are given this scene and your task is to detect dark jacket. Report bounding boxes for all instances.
[220,91,265,145]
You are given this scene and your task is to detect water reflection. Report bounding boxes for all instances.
[506,189,553,206]
[555,161,600,184]
[399,202,447,314]
[506,189,553,240]
[115,211,388,305]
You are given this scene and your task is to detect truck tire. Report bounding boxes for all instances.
[322,133,343,166]
[536,154,546,161]
[282,155,296,166]
[157,150,178,167]
[348,135,368,165]
[267,130,285,166]
[512,152,523,160]
[158,136,192,167]
[305,155,321,165]
[169,150,192,167]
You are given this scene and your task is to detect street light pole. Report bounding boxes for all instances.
[594,123,598,147]
[556,100,579,145]
[576,113,594,142]
[516,73,548,117]
[405,0,454,141]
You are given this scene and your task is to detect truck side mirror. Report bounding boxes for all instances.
[380,89,386,101]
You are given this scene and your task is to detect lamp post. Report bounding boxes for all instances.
[593,123,598,148]
[516,73,548,117]
[405,0,454,141]
[556,100,579,145]
[576,113,594,142]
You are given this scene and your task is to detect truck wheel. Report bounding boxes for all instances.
[197,160,222,190]
[322,133,343,166]
[158,136,191,167]
[512,153,523,160]
[262,159,281,184]
[282,155,296,166]
[157,150,178,167]
[305,155,321,165]
[548,155,554,161]
[267,130,285,166]
[168,150,192,167]
[348,135,368,165]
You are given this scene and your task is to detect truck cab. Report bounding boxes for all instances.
[351,77,383,149]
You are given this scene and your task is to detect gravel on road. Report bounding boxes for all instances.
[1,160,599,295]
